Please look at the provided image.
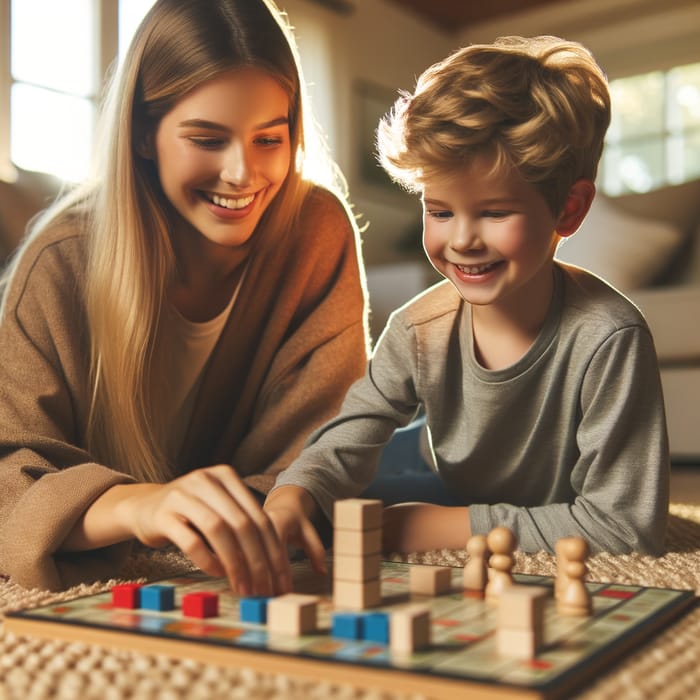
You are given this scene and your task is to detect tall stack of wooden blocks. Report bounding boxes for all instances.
[333,498,383,610]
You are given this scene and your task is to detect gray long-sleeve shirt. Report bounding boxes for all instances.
[274,263,669,555]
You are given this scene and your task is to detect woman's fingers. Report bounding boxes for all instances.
[210,466,292,595]
[150,466,291,596]
[160,514,228,578]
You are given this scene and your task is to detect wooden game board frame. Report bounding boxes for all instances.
[5,567,696,700]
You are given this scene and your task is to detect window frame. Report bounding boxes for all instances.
[0,0,119,183]
[596,62,700,196]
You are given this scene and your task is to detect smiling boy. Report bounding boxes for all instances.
[267,36,669,558]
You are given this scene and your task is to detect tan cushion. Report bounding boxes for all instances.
[555,194,686,291]
[0,169,61,261]
[629,286,700,362]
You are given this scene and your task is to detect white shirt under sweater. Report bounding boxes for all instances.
[160,273,245,462]
[274,263,670,555]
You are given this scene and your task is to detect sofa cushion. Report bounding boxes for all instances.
[628,286,700,362]
[366,262,435,342]
[555,193,686,291]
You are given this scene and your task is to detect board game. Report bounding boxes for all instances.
[5,561,695,700]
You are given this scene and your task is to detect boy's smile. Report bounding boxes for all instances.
[422,157,561,321]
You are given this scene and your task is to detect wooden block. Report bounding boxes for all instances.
[331,612,365,640]
[333,527,382,556]
[409,565,452,596]
[497,626,543,659]
[333,552,382,582]
[334,498,383,531]
[333,578,381,610]
[182,591,219,619]
[497,585,549,629]
[111,583,142,609]
[239,596,270,624]
[140,584,175,612]
[363,612,390,644]
[267,594,319,636]
[389,604,431,655]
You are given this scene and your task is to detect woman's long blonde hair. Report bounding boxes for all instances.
[3,0,334,482]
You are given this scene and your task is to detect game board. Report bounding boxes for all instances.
[5,561,695,700]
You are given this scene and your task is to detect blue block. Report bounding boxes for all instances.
[240,596,270,624]
[363,612,390,644]
[140,584,175,612]
[331,612,365,640]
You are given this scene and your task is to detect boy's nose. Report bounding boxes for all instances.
[449,219,483,252]
[220,141,251,187]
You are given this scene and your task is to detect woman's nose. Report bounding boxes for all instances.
[220,141,251,187]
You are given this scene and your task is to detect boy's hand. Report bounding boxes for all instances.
[382,503,471,552]
[264,485,327,577]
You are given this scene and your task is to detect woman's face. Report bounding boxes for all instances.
[153,67,291,255]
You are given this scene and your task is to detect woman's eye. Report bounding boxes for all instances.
[255,136,284,147]
[188,137,225,149]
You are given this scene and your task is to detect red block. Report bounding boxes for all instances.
[182,591,219,618]
[111,583,143,609]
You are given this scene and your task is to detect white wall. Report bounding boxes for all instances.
[278,0,448,264]
[278,0,700,265]
[458,0,700,80]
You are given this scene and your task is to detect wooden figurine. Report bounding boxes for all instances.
[556,537,592,617]
[463,534,489,591]
[485,526,516,605]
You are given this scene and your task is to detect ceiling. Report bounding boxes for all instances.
[383,0,563,32]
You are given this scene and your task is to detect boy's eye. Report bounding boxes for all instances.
[483,210,510,219]
[427,210,453,220]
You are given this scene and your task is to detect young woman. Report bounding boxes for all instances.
[0,0,368,593]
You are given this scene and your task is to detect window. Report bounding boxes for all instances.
[601,62,700,196]
[1,0,155,183]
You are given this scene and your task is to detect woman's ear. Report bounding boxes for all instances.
[134,122,155,160]
[556,179,596,238]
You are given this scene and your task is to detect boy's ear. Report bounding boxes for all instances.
[555,179,596,238]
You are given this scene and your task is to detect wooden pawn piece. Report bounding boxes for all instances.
[485,527,516,605]
[556,537,592,617]
[463,534,489,592]
[554,538,570,601]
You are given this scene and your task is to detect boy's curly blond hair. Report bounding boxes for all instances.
[377,36,611,216]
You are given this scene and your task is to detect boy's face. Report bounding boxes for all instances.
[422,158,560,314]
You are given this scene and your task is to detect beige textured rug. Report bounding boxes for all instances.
[2,503,699,700]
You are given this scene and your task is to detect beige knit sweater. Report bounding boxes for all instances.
[0,186,368,591]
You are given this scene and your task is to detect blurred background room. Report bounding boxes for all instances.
[1,0,699,485]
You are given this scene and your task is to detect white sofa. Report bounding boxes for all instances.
[366,178,700,461]
[556,179,700,461]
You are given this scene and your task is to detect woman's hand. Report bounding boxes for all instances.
[382,503,471,552]
[263,485,327,576]
[70,465,293,597]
